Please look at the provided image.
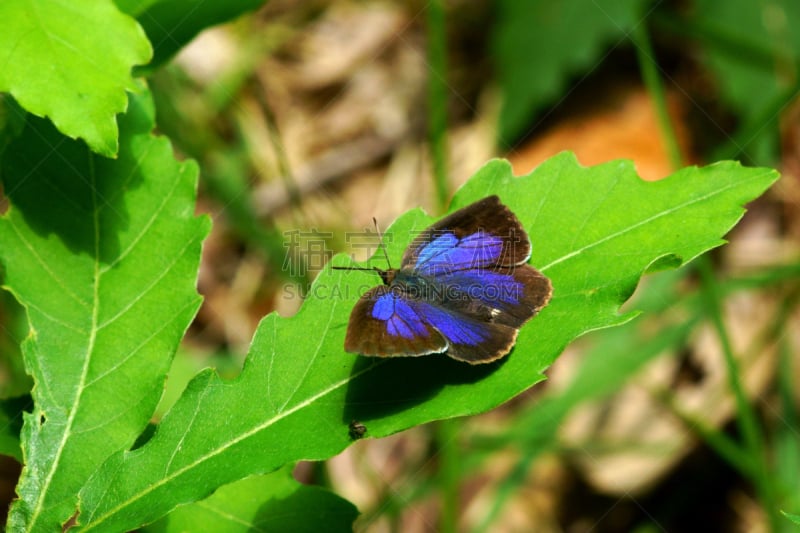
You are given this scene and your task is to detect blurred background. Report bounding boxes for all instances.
[3,0,800,531]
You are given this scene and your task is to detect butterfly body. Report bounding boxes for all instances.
[340,196,552,364]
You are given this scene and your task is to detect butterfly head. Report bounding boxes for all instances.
[377,268,396,285]
[332,216,397,284]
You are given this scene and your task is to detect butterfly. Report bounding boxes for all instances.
[335,195,552,364]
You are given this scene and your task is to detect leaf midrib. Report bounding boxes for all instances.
[82,354,383,531]
[26,153,102,530]
[539,172,767,272]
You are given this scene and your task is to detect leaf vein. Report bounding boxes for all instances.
[539,176,760,271]
[84,297,199,390]
[83,361,383,531]
[9,219,90,309]
[277,295,338,413]
[96,235,201,331]
[25,151,102,530]
[99,161,183,273]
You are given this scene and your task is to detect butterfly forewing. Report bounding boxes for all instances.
[402,195,531,271]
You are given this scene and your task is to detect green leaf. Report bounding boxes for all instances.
[492,0,648,143]
[76,154,777,531]
[117,0,267,72]
[144,467,358,533]
[0,89,209,531]
[0,0,152,157]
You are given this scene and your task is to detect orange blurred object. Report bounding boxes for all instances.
[508,86,689,181]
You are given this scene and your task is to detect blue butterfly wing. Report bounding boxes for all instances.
[405,298,521,363]
[344,285,447,357]
[401,195,532,273]
[436,266,551,328]
[343,195,552,364]
[401,195,551,362]
[412,231,503,275]
[344,282,525,363]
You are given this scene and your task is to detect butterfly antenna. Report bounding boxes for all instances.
[331,217,392,271]
[373,217,393,269]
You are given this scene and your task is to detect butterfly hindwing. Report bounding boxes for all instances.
[344,285,448,357]
[436,265,552,327]
[407,298,522,363]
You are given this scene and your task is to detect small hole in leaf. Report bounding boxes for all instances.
[39,413,46,425]
[131,423,157,450]
[61,510,79,532]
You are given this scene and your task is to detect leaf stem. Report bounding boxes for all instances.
[426,0,450,213]
[436,418,460,533]
[631,19,684,170]
[697,256,779,531]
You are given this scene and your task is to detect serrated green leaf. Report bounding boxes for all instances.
[75,153,777,531]
[0,0,151,157]
[144,466,358,533]
[492,0,648,143]
[0,89,209,531]
[117,0,267,72]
